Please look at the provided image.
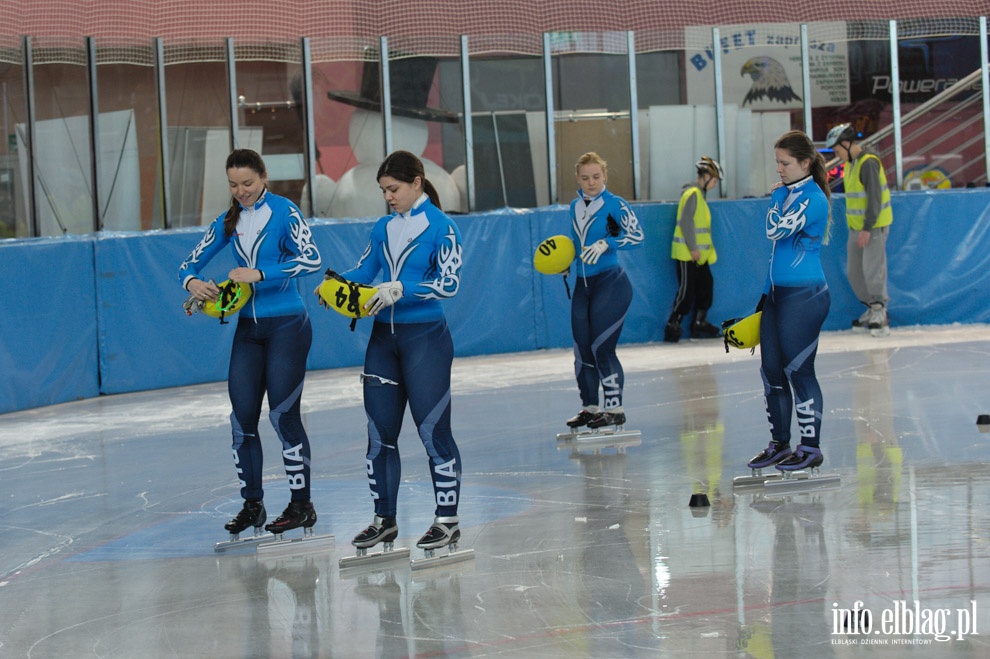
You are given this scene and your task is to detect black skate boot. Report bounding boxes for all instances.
[587,410,626,429]
[264,500,317,537]
[663,313,683,343]
[224,499,266,535]
[566,406,599,428]
[776,444,824,471]
[747,441,792,470]
[410,515,475,570]
[417,516,461,551]
[340,515,410,568]
[352,515,398,548]
[690,309,720,339]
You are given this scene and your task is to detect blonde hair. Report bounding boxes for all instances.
[575,151,608,176]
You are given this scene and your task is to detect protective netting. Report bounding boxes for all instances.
[0,1,985,65]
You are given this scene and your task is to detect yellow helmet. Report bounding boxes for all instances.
[721,311,762,353]
[533,235,575,274]
[318,272,377,319]
[201,280,251,322]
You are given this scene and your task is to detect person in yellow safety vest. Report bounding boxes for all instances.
[825,124,893,336]
[664,156,723,343]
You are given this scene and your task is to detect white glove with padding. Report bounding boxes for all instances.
[580,239,609,265]
[365,281,404,315]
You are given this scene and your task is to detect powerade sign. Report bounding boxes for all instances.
[853,33,983,102]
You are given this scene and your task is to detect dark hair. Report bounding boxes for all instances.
[376,150,441,210]
[223,149,267,237]
[774,130,832,243]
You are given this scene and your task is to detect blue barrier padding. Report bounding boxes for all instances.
[2,188,989,413]
[0,237,100,413]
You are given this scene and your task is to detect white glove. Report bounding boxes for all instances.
[365,281,403,315]
[580,239,609,265]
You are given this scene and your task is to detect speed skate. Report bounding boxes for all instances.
[215,524,334,556]
[214,527,275,552]
[410,516,475,571]
[733,466,840,492]
[256,527,335,557]
[340,515,410,570]
[556,410,640,444]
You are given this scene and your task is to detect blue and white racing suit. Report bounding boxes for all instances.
[761,176,831,448]
[179,189,322,502]
[569,187,644,412]
[342,193,464,519]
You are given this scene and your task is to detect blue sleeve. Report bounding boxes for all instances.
[341,217,387,285]
[606,196,644,251]
[177,214,229,289]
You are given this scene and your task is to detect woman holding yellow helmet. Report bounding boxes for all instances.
[178,148,323,542]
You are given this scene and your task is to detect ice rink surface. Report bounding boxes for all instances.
[1,325,989,658]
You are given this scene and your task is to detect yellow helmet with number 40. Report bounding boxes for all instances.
[533,235,575,275]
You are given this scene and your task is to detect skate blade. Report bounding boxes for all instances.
[560,435,641,455]
[256,532,334,557]
[733,470,811,490]
[214,532,275,552]
[763,472,841,493]
[410,547,475,572]
[869,327,891,337]
[339,546,411,570]
[556,428,641,443]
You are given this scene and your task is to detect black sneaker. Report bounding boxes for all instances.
[264,500,317,535]
[224,499,266,534]
[691,321,720,339]
[566,409,598,428]
[587,411,626,429]
[352,515,398,548]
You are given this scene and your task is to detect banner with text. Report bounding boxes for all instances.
[685,23,849,111]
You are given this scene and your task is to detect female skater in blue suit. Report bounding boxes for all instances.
[747,131,832,472]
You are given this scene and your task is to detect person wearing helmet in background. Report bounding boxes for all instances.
[565,152,645,432]
[825,123,893,336]
[179,148,324,541]
[663,156,723,343]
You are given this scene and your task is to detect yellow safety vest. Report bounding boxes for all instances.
[672,186,717,264]
[844,153,893,231]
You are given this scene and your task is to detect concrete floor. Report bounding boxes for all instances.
[1,326,989,658]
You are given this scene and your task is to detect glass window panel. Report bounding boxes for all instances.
[29,36,94,236]
[162,41,231,228]
[94,39,161,231]
[551,32,634,204]
[467,41,545,211]
[235,47,307,210]
[0,36,27,238]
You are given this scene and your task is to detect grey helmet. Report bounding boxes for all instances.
[825,123,857,149]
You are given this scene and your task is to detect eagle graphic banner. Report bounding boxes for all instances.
[684,23,849,111]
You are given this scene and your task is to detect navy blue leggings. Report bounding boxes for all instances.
[571,268,633,410]
[362,319,460,518]
[759,285,830,447]
[228,313,313,502]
